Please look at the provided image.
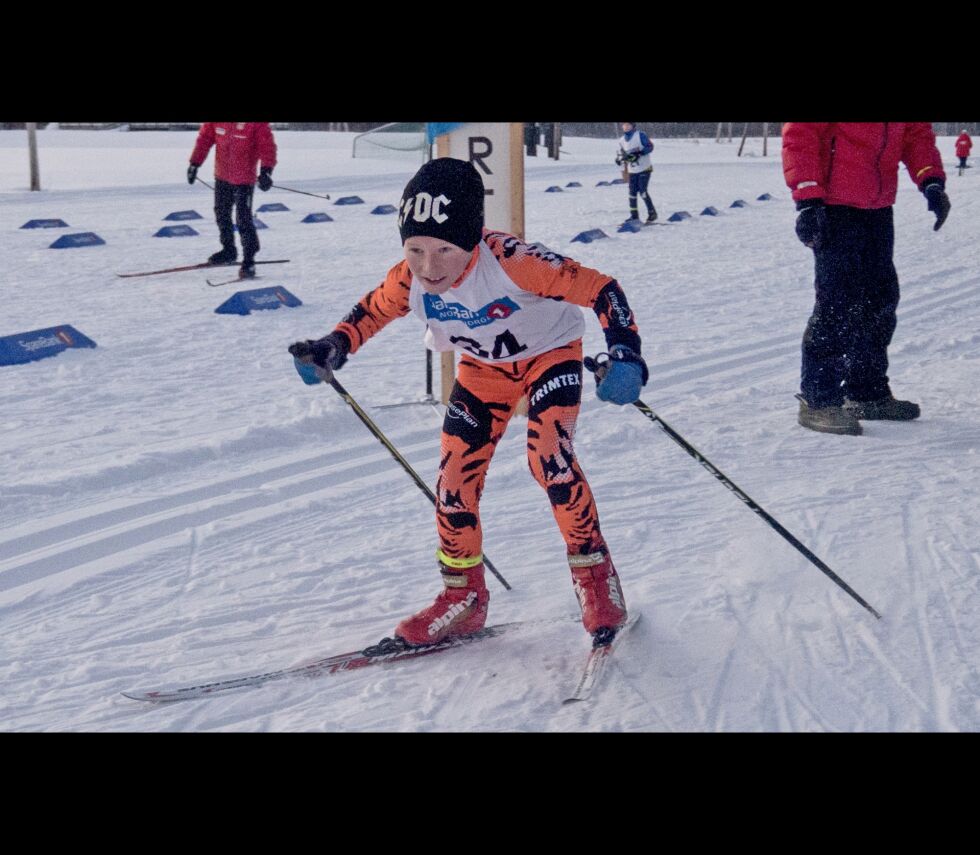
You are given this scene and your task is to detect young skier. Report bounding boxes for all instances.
[615,122,658,223]
[289,158,648,646]
[187,122,278,280]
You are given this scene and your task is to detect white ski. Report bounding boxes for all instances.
[562,613,641,704]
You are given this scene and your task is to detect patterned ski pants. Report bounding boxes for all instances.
[436,340,608,562]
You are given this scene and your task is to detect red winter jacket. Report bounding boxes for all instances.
[956,133,972,158]
[782,123,944,209]
[190,122,278,186]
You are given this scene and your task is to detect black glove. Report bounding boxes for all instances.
[615,152,624,166]
[258,167,273,192]
[795,199,827,249]
[289,332,350,371]
[187,164,198,185]
[923,179,950,231]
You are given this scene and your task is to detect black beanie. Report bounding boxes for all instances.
[398,158,485,251]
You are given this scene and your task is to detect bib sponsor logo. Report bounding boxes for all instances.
[423,294,520,329]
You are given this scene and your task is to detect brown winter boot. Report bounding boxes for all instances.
[796,395,862,436]
[844,395,921,421]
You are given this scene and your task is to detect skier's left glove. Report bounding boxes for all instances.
[288,332,350,385]
[922,178,950,231]
[258,167,273,192]
[187,164,198,185]
[586,345,649,405]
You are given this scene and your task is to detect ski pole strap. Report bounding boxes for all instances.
[437,549,483,569]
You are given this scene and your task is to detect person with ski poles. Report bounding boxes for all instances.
[187,122,278,280]
[783,122,949,435]
[615,122,658,223]
[289,157,648,647]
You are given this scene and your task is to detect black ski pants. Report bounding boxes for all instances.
[801,205,899,407]
[214,179,259,262]
[628,169,655,217]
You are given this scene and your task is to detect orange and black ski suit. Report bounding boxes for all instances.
[330,230,643,564]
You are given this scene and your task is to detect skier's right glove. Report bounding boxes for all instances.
[288,332,350,385]
[795,199,827,250]
[187,164,198,185]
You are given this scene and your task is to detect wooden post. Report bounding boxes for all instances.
[434,123,526,410]
[737,122,749,157]
[27,123,40,191]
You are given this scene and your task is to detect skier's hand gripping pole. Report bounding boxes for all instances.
[288,342,512,592]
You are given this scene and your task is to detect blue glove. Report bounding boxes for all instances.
[288,333,350,384]
[594,345,648,405]
[292,357,331,385]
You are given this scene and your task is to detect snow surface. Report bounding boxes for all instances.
[1,129,978,732]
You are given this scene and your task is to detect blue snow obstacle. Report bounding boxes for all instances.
[371,204,398,215]
[214,287,303,316]
[0,325,96,366]
[730,200,749,208]
[163,210,203,221]
[700,207,720,216]
[334,196,365,205]
[545,186,564,193]
[571,228,609,244]
[596,180,611,186]
[610,178,627,185]
[668,211,692,222]
[154,225,199,237]
[566,182,582,188]
[616,220,645,234]
[302,212,334,223]
[49,232,105,249]
[257,203,289,212]
[21,218,68,229]
[757,193,774,201]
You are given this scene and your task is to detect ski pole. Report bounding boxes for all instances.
[584,356,881,619]
[315,369,512,591]
[195,177,214,190]
[274,184,331,201]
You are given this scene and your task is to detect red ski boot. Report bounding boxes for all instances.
[394,555,489,646]
[569,552,628,636]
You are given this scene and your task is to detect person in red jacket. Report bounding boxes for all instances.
[782,123,950,435]
[955,130,972,173]
[187,122,278,279]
